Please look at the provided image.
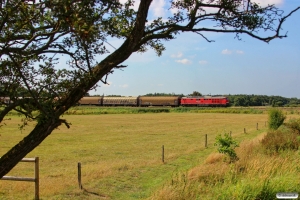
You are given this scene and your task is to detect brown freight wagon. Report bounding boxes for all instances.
[102,96,138,106]
[78,96,103,105]
[139,96,180,107]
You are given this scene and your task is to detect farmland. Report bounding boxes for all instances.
[0,110,296,199]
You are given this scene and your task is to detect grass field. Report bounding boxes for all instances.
[0,112,276,199]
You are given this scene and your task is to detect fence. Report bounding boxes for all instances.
[0,157,39,200]
[77,122,267,189]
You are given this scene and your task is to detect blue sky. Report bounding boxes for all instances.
[91,0,300,98]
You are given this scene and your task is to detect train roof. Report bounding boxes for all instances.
[139,96,181,100]
[102,96,138,100]
[182,96,227,99]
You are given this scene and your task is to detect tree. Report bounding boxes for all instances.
[0,0,299,178]
[189,91,202,96]
[234,96,247,106]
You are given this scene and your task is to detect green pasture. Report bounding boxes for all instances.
[0,112,273,199]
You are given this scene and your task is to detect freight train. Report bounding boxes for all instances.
[78,96,229,107]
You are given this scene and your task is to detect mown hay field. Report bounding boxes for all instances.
[0,113,271,199]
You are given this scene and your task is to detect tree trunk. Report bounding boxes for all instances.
[0,117,61,178]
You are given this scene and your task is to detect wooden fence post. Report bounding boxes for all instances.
[229,131,232,137]
[244,128,246,134]
[35,157,39,200]
[162,145,165,163]
[78,162,82,190]
[205,134,208,148]
[256,123,258,130]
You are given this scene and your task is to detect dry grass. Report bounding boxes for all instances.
[0,113,268,199]
[204,152,224,164]
[150,129,300,200]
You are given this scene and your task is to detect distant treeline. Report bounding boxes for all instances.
[226,94,300,107]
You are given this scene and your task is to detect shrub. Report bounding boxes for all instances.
[285,118,300,134]
[261,129,300,154]
[268,108,286,130]
[214,133,239,162]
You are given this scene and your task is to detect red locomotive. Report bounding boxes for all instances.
[180,96,229,107]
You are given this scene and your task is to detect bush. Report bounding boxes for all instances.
[268,108,286,130]
[285,118,300,134]
[261,129,300,154]
[214,133,239,162]
[262,119,300,154]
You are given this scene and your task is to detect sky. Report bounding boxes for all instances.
[91,0,300,98]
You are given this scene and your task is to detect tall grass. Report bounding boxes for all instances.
[62,106,265,115]
[149,120,300,200]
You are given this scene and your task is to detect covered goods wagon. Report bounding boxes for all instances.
[78,96,103,105]
[102,96,138,106]
[139,96,180,107]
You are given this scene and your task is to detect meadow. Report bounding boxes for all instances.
[0,110,295,199]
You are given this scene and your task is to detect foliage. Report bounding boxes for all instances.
[0,0,299,178]
[188,91,202,96]
[226,94,300,107]
[214,133,239,162]
[261,119,300,154]
[284,118,300,134]
[268,108,286,130]
[261,129,300,154]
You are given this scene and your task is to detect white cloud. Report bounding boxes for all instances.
[221,49,232,55]
[236,50,244,54]
[119,84,129,88]
[176,59,192,64]
[171,52,183,58]
[199,60,208,65]
[150,0,166,17]
[252,0,284,7]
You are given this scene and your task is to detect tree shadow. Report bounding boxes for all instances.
[82,187,109,198]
